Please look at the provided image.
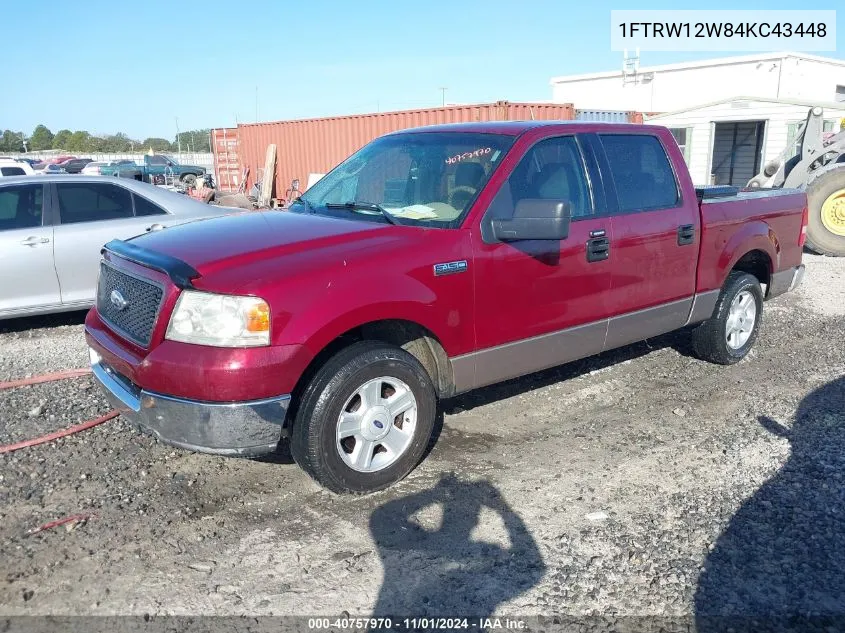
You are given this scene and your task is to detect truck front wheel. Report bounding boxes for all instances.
[691,272,763,365]
[290,341,437,494]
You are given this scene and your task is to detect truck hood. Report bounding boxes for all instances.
[127,210,389,281]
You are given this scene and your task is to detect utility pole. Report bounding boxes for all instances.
[439,87,447,107]
[255,86,259,122]
[175,116,181,154]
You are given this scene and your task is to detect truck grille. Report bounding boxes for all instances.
[96,263,164,347]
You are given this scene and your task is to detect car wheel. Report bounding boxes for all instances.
[691,271,763,365]
[181,173,197,187]
[290,341,437,494]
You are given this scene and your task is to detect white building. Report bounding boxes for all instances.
[646,97,845,186]
[550,52,845,186]
[551,52,845,113]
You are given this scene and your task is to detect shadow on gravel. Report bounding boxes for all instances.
[442,328,692,414]
[0,310,88,334]
[369,474,545,619]
[695,376,845,631]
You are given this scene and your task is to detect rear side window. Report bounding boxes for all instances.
[599,134,680,212]
[1,166,26,176]
[133,194,167,216]
[0,184,43,231]
[56,183,134,224]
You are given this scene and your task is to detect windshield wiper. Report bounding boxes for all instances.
[325,201,401,226]
[294,196,316,214]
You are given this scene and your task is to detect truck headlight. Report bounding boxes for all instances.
[165,291,270,347]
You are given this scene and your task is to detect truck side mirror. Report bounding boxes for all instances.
[491,199,571,241]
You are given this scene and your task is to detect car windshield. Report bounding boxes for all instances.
[293,132,515,228]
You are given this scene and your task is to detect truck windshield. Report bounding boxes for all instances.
[293,132,515,227]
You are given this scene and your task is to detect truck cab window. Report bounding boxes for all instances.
[599,134,680,212]
[488,136,593,222]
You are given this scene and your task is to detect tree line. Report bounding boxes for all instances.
[0,125,212,154]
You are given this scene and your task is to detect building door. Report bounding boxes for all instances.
[710,121,766,186]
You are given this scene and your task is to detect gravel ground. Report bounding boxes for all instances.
[0,253,843,628]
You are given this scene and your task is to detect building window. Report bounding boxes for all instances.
[836,85,845,103]
[667,127,693,165]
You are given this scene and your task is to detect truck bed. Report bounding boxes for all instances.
[696,186,806,294]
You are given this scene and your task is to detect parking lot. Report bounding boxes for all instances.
[0,253,843,619]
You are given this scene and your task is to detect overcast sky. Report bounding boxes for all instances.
[2,0,843,139]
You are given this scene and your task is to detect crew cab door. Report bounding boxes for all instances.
[0,183,60,315]
[592,132,699,349]
[465,134,614,391]
[52,181,169,305]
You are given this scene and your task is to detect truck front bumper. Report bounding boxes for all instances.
[90,348,289,457]
[768,264,806,299]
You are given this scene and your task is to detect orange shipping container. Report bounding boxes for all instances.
[229,101,575,198]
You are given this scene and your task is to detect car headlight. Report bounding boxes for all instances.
[165,291,270,347]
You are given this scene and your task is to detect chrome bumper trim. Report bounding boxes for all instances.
[90,350,288,457]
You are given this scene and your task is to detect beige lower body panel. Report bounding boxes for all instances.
[450,291,720,395]
[604,297,692,351]
[450,320,607,393]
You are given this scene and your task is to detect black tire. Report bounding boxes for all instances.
[181,173,198,187]
[691,272,763,365]
[805,167,845,257]
[290,341,437,494]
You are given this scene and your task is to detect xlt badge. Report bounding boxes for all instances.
[433,260,468,277]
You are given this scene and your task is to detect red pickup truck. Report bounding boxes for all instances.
[85,122,807,493]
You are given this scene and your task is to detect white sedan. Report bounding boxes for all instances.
[0,175,236,320]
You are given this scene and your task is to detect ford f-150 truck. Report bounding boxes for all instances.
[85,121,807,493]
[100,154,207,186]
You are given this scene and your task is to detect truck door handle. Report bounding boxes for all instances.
[146,223,165,232]
[20,236,50,246]
[586,236,610,262]
[677,224,695,246]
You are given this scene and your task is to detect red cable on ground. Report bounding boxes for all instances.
[0,367,119,453]
[0,411,119,455]
[0,368,91,391]
[27,512,97,535]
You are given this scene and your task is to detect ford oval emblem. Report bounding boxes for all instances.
[110,289,129,311]
[373,420,384,429]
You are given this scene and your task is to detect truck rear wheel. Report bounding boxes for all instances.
[806,167,845,257]
[290,341,437,494]
[691,272,763,365]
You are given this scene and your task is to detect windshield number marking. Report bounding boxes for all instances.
[445,147,492,165]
